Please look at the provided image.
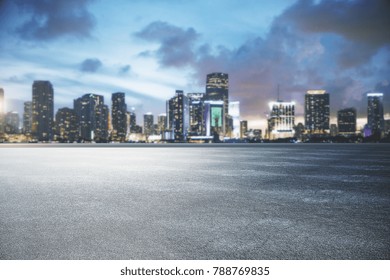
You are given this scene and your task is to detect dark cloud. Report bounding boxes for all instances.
[80,58,102,73]
[375,80,390,115]
[281,0,390,69]
[135,21,199,67]
[135,0,389,122]
[12,0,95,41]
[282,0,390,49]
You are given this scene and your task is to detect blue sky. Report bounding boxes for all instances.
[0,0,389,129]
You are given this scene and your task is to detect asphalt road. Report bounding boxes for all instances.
[1,144,389,259]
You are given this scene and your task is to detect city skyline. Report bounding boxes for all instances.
[0,0,389,131]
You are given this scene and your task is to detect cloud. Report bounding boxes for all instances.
[281,0,390,49]
[119,65,131,74]
[134,0,389,123]
[280,0,390,69]
[135,21,199,67]
[12,0,95,41]
[80,58,102,73]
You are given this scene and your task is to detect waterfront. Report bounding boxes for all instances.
[0,144,389,259]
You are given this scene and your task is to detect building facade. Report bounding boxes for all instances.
[157,113,167,135]
[205,73,229,135]
[204,100,224,138]
[337,107,356,135]
[111,92,127,142]
[0,88,4,133]
[143,113,154,137]
[74,93,109,142]
[23,101,32,135]
[304,90,330,134]
[268,100,295,139]
[55,107,78,142]
[5,111,19,134]
[229,101,240,139]
[240,120,248,139]
[32,81,54,141]
[167,90,189,142]
[188,93,204,136]
[367,93,384,136]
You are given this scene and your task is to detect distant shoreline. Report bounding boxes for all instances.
[1,142,389,148]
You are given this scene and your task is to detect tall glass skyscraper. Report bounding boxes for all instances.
[229,101,240,139]
[74,94,109,142]
[304,90,330,134]
[367,93,384,136]
[111,92,127,142]
[23,101,32,134]
[167,90,189,142]
[55,107,78,142]
[337,107,356,135]
[32,81,54,141]
[205,73,229,135]
[143,113,154,137]
[0,88,4,134]
[188,92,204,136]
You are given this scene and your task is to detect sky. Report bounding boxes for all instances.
[0,0,389,130]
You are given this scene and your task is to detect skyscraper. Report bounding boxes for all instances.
[205,73,229,135]
[23,101,32,134]
[167,90,189,142]
[111,92,127,142]
[143,113,154,137]
[268,100,295,139]
[157,113,167,135]
[240,120,248,139]
[367,93,384,136]
[5,111,19,134]
[0,88,4,133]
[304,90,330,134]
[229,101,240,138]
[188,92,204,136]
[55,107,78,142]
[74,94,109,142]
[127,110,136,133]
[204,100,224,138]
[32,81,54,141]
[337,108,356,135]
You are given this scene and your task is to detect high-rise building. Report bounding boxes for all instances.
[204,100,224,138]
[143,113,154,137]
[128,111,137,133]
[240,120,248,139]
[229,101,240,138]
[55,107,78,142]
[74,94,109,142]
[304,90,330,134]
[330,124,338,137]
[32,81,54,141]
[188,93,204,136]
[0,88,5,133]
[367,93,384,136]
[205,73,229,135]
[0,88,4,115]
[167,90,189,142]
[111,92,127,142]
[157,113,167,135]
[337,108,356,135]
[5,111,19,134]
[23,101,32,134]
[268,100,295,139]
